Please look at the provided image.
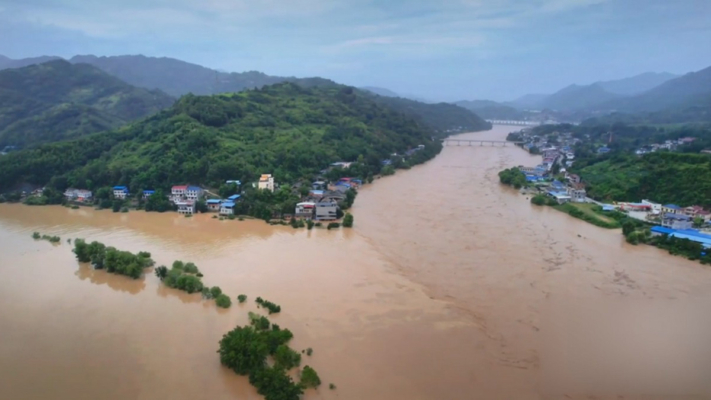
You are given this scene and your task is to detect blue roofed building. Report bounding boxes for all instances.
[227,194,241,202]
[651,226,711,248]
[597,146,610,154]
[662,204,682,215]
[220,201,236,216]
[142,190,155,199]
[661,213,693,230]
[113,186,129,199]
[225,180,241,186]
[206,199,222,211]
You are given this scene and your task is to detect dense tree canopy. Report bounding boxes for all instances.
[0,83,450,192]
[0,60,174,147]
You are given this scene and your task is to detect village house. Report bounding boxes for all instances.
[113,186,129,199]
[64,188,92,203]
[185,186,203,200]
[206,199,222,212]
[258,174,275,192]
[547,190,571,204]
[175,200,195,215]
[309,189,325,199]
[567,184,587,203]
[650,226,711,248]
[142,190,155,200]
[225,180,241,186]
[171,185,188,201]
[661,213,693,230]
[220,201,235,216]
[641,200,662,215]
[684,206,711,222]
[295,202,316,219]
[322,190,346,203]
[227,194,241,202]
[662,204,683,215]
[566,173,581,184]
[315,200,339,221]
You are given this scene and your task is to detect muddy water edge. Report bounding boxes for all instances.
[1,125,710,400]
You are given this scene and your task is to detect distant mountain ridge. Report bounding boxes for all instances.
[453,100,525,120]
[505,71,680,111]
[0,60,175,147]
[361,86,400,97]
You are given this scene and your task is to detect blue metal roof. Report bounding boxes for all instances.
[602,205,615,211]
[663,204,681,210]
[664,213,691,221]
[652,227,711,248]
[227,195,241,201]
[206,199,222,204]
[187,186,202,191]
[221,202,235,208]
[113,186,128,190]
[143,190,155,194]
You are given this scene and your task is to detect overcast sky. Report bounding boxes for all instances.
[1,0,710,101]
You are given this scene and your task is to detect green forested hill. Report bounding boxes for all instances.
[577,152,711,207]
[368,95,491,132]
[0,60,175,147]
[0,83,449,192]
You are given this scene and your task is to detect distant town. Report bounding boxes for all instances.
[504,127,711,250]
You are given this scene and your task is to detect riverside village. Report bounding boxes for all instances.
[502,127,711,254]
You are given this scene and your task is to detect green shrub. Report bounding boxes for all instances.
[327,222,340,230]
[215,294,232,308]
[342,213,354,228]
[210,286,223,298]
[238,294,247,303]
[300,366,321,388]
[531,194,547,206]
[329,383,336,390]
[32,232,41,239]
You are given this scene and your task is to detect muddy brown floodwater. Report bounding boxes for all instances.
[2,125,711,400]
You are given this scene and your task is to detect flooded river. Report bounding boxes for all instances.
[1,125,710,399]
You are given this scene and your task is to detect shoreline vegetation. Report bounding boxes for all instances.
[65,236,327,399]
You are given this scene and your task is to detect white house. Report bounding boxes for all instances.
[113,186,129,199]
[172,185,187,201]
[641,199,662,215]
[567,185,586,203]
[258,174,275,192]
[185,186,203,200]
[64,188,93,202]
[175,200,195,214]
[220,201,235,215]
[206,199,222,212]
[295,202,315,219]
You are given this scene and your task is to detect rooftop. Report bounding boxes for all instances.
[663,204,682,210]
[206,199,222,204]
[221,202,235,208]
[664,213,691,221]
[227,194,241,201]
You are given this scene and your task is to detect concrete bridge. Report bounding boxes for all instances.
[486,120,541,126]
[443,139,523,146]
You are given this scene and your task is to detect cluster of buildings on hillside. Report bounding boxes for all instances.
[635,137,696,155]
[60,168,359,221]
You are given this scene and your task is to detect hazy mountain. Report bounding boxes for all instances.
[603,66,711,112]
[540,84,622,111]
[505,93,549,109]
[596,72,678,95]
[361,86,400,97]
[0,60,175,147]
[0,55,62,71]
[453,100,525,120]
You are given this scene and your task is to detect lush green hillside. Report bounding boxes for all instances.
[368,95,491,133]
[541,84,621,111]
[0,83,448,192]
[0,55,62,71]
[0,60,175,147]
[577,152,711,207]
